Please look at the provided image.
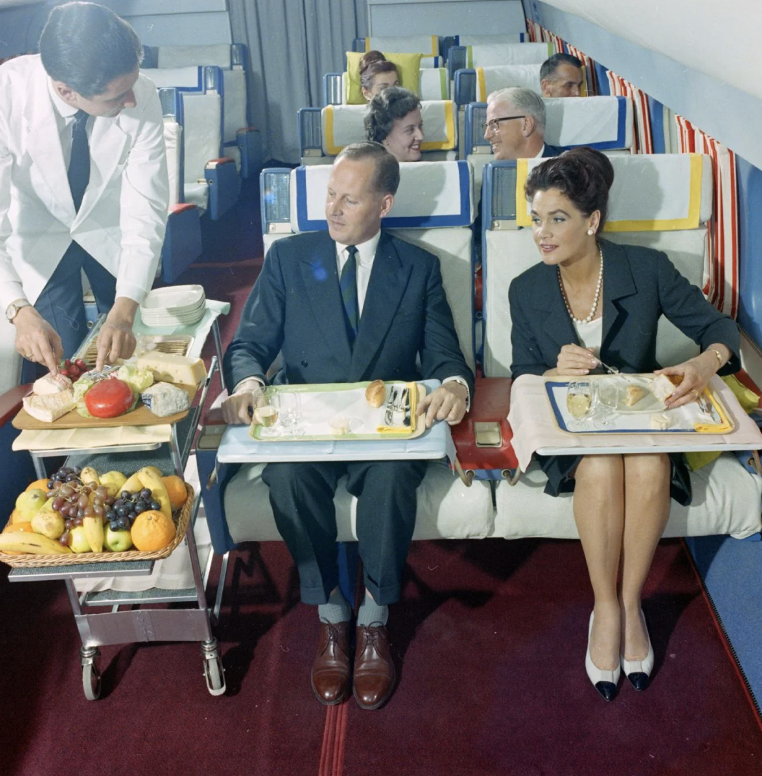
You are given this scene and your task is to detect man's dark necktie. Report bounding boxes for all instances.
[339,245,359,345]
[68,109,90,212]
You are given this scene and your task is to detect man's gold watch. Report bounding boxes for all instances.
[6,299,31,322]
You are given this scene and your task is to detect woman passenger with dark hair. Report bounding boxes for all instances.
[364,86,423,162]
[508,147,740,701]
[359,51,399,101]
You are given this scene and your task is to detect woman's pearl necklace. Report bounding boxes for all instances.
[558,246,603,325]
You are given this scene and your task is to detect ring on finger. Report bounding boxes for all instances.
[690,389,699,399]
[24,353,34,360]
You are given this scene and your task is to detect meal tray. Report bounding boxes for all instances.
[545,376,735,434]
[0,484,194,568]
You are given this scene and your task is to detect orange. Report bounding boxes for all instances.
[10,508,23,525]
[131,510,176,552]
[3,521,34,534]
[162,476,187,511]
[26,479,50,493]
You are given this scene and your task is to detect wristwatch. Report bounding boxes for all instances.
[6,299,31,322]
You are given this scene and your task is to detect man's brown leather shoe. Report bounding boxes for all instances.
[311,620,352,705]
[353,624,396,710]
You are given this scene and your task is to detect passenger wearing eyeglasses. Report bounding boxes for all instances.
[484,87,565,160]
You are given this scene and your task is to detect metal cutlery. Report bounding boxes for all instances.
[400,388,411,427]
[384,386,398,426]
[594,358,646,385]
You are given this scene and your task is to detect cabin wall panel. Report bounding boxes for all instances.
[0,4,49,58]
[736,155,762,351]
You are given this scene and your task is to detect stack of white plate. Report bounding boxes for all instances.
[141,285,206,327]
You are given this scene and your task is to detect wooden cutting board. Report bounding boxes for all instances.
[12,383,198,430]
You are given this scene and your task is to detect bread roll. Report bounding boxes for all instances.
[365,380,386,408]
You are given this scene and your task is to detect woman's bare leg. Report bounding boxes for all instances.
[620,453,671,660]
[572,454,625,670]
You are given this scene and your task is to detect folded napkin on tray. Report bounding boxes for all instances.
[693,388,733,434]
[377,382,417,434]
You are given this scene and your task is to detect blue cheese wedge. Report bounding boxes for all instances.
[141,382,191,417]
[135,352,205,385]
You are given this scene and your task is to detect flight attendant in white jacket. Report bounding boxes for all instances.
[0,2,169,377]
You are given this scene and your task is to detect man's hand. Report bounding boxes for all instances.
[13,306,63,374]
[416,381,468,428]
[96,297,138,371]
[221,385,267,425]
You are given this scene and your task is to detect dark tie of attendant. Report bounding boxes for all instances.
[340,245,359,346]
[68,109,90,212]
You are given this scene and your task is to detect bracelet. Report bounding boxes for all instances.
[707,348,724,370]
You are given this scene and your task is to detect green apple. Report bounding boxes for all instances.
[104,526,133,552]
[69,526,92,553]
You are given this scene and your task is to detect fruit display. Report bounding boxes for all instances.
[0,465,189,560]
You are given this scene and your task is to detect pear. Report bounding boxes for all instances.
[99,471,127,498]
[15,489,48,521]
[31,510,65,540]
[69,526,92,553]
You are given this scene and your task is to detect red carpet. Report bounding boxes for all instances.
[0,538,760,776]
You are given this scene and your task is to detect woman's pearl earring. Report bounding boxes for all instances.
[587,229,595,235]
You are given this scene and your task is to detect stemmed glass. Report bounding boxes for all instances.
[592,378,619,429]
[276,390,304,438]
[252,387,280,438]
[566,379,594,431]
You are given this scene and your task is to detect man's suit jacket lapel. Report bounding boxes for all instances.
[298,233,353,368]
[600,240,637,356]
[349,232,412,381]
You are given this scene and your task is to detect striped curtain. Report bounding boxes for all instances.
[605,71,654,155]
[676,116,740,319]
[566,43,598,96]
[525,19,542,43]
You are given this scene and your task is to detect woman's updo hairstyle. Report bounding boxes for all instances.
[359,50,398,93]
[525,146,615,229]
[364,86,421,143]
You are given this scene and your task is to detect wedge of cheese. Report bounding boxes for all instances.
[23,389,75,423]
[624,385,646,407]
[135,352,205,386]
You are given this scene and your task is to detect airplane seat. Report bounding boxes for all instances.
[204,160,492,555]
[443,33,528,62]
[323,65,448,106]
[299,101,458,166]
[146,67,241,220]
[479,153,762,539]
[454,64,544,109]
[149,44,263,179]
[447,42,553,79]
[0,319,22,394]
[359,35,441,58]
[466,96,634,207]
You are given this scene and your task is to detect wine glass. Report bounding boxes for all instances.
[252,387,280,438]
[566,379,594,430]
[277,390,304,438]
[592,377,620,429]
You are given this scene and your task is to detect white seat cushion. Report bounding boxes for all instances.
[478,64,543,100]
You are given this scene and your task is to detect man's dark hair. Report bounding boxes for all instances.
[364,86,421,144]
[525,147,614,228]
[540,52,583,82]
[336,141,400,196]
[40,2,142,97]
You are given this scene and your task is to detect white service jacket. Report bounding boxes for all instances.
[0,54,169,312]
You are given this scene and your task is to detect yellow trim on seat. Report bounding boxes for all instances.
[324,106,343,156]
[515,154,704,231]
[580,65,588,97]
[421,101,456,151]
[364,38,370,53]
[477,67,486,102]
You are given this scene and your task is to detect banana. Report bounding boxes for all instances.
[137,467,172,520]
[0,532,72,554]
[121,472,144,493]
[83,516,104,553]
[80,467,100,487]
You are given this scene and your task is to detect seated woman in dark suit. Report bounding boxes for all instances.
[364,86,424,163]
[508,147,740,701]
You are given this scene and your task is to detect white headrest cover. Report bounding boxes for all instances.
[157,44,231,69]
[142,67,204,90]
[515,153,713,230]
[420,68,448,100]
[544,96,632,149]
[367,35,438,57]
[478,64,542,100]
[291,161,474,232]
[459,34,524,45]
[163,119,182,208]
[469,42,551,67]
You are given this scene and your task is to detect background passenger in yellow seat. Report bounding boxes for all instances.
[484,87,564,160]
[359,51,399,101]
[364,87,424,162]
[508,148,740,702]
[540,53,584,97]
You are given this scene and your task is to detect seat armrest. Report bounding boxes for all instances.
[0,384,30,427]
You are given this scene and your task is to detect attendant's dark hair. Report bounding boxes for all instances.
[337,141,400,196]
[359,51,399,94]
[40,2,142,97]
[540,52,583,82]
[364,86,421,143]
[525,147,615,228]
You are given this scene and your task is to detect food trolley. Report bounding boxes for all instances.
[5,308,228,699]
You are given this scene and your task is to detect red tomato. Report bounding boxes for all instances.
[84,379,135,418]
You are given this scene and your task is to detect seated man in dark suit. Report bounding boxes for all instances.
[221,142,474,710]
[484,87,564,160]
[540,53,584,98]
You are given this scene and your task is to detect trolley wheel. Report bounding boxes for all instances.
[80,647,102,701]
[201,639,226,696]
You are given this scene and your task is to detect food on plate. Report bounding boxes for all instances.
[365,379,386,408]
[58,358,88,381]
[31,510,65,540]
[650,373,683,402]
[136,352,205,385]
[329,416,351,436]
[650,413,672,430]
[33,373,72,395]
[83,378,135,418]
[130,510,176,552]
[141,382,191,417]
[116,363,154,394]
[0,532,72,554]
[624,385,647,407]
[23,390,76,422]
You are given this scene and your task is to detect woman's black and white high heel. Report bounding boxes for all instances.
[585,612,620,701]
[620,611,654,691]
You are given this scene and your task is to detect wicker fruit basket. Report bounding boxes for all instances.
[0,483,195,568]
